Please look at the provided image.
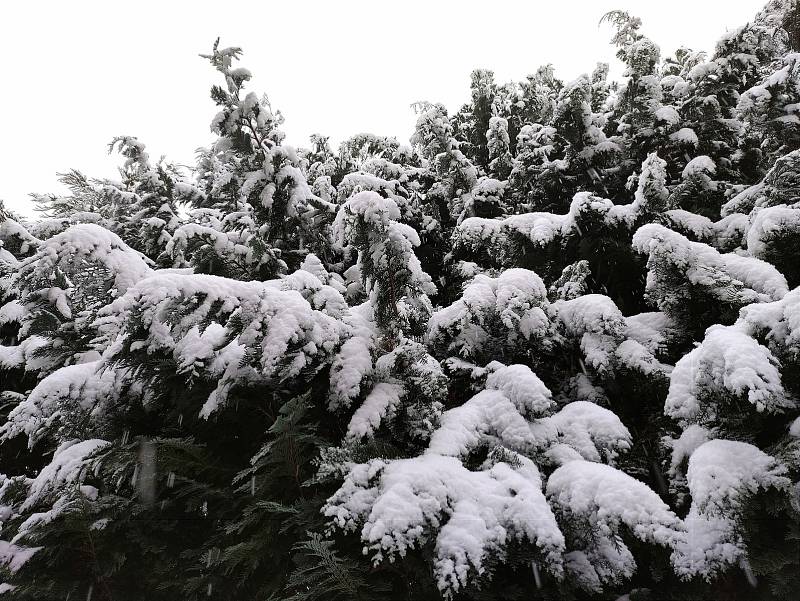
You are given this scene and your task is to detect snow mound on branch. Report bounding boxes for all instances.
[484,362,554,417]
[554,294,626,373]
[682,156,715,178]
[427,389,551,458]
[0,361,117,446]
[427,373,628,466]
[544,402,631,464]
[453,182,678,267]
[721,182,765,217]
[736,285,800,356]
[97,271,344,417]
[327,303,376,410]
[670,128,699,147]
[551,295,672,378]
[10,441,108,545]
[745,204,800,258]
[633,224,789,310]
[168,221,253,265]
[606,153,670,226]
[655,106,680,125]
[686,440,787,515]
[664,424,713,479]
[0,540,38,573]
[334,190,401,246]
[453,192,588,263]
[0,335,50,372]
[324,454,564,597]
[0,217,40,256]
[547,460,683,547]
[0,300,25,325]
[20,439,109,513]
[672,439,789,579]
[624,311,674,353]
[547,460,682,586]
[428,268,550,360]
[21,224,152,296]
[345,382,405,440]
[664,210,747,251]
[665,325,791,426]
[277,264,348,319]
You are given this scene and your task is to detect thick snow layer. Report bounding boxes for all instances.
[605,154,670,226]
[554,294,625,340]
[624,312,673,354]
[669,128,699,147]
[544,402,631,464]
[672,439,789,579]
[326,300,384,411]
[427,389,551,458]
[21,224,152,296]
[97,271,344,417]
[168,223,254,268]
[333,189,436,322]
[655,106,680,125]
[721,252,789,300]
[666,325,790,426]
[0,336,50,372]
[324,454,564,596]
[564,549,603,593]
[21,439,109,513]
[682,156,716,179]
[455,194,578,252]
[547,460,683,547]
[664,424,713,478]
[633,224,789,311]
[553,295,671,377]
[335,191,401,244]
[738,53,800,120]
[346,382,405,440]
[686,440,787,515]
[279,265,348,319]
[328,336,374,410]
[736,285,800,356]
[484,363,554,417]
[746,204,800,258]
[0,540,37,573]
[664,210,747,250]
[454,182,678,266]
[0,246,19,266]
[427,371,629,466]
[664,210,715,240]
[721,182,765,217]
[0,361,116,446]
[0,218,40,255]
[428,268,550,359]
[615,339,671,376]
[0,300,25,325]
[553,294,625,373]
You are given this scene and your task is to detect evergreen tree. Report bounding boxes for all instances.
[3,4,800,600]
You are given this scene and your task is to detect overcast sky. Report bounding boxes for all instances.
[1,0,767,216]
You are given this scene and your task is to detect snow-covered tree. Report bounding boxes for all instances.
[181,40,335,278]
[105,136,202,266]
[333,191,435,338]
[3,4,800,599]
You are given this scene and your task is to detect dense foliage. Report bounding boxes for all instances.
[1,2,800,599]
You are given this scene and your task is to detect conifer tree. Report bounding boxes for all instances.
[3,4,800,600]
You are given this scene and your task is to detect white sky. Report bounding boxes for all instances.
[1,0,766,216]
